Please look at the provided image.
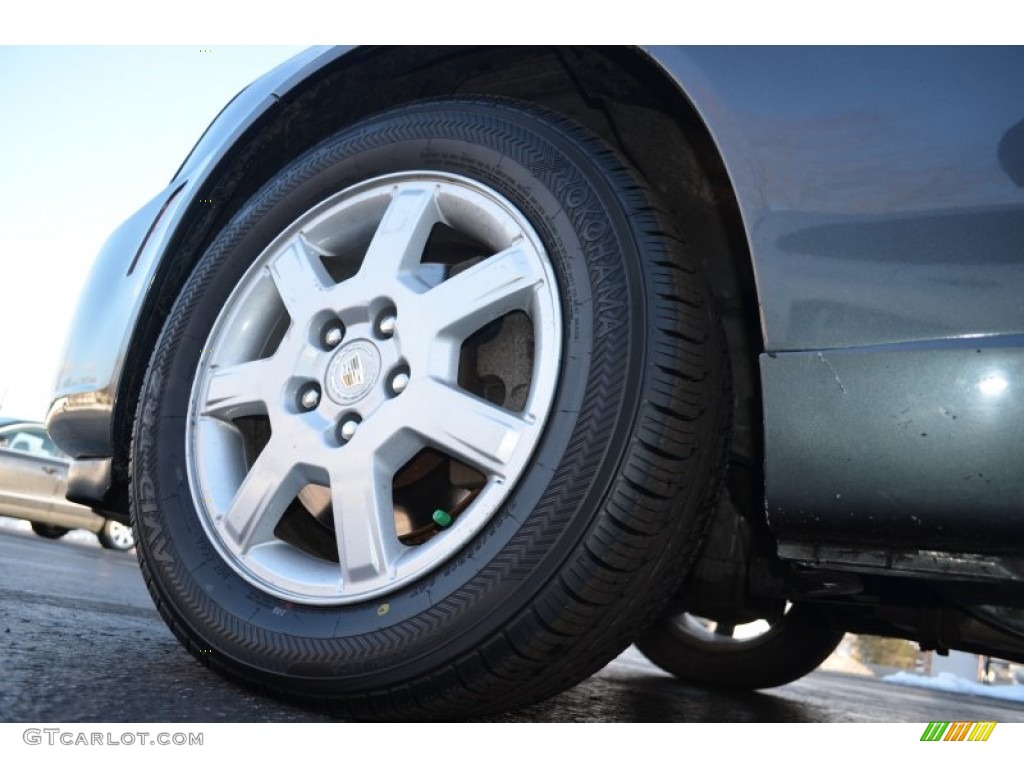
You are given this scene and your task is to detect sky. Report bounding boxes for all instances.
[0,46,306,420]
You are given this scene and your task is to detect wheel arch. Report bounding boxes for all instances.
[110,45,764,523]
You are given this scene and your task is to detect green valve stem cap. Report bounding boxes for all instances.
[432,509,453,528]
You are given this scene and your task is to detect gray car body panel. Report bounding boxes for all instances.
[762,337,1024,558]
[47,45,1024,568]
[650,46,1024,351]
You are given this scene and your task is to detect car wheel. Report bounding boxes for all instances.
[97,518,135,551]
[31,522,70,539]
[131,98,729,718]
[635,604,844,689]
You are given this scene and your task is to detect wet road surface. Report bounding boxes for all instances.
[2,523,1023,723]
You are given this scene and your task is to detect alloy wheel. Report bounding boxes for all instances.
[186,173,561,605]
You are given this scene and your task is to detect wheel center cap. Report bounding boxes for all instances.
[326,340,381,404]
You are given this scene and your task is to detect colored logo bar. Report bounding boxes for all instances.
[920,721,997,741]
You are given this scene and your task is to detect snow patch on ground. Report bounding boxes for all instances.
[884,670,1024,702]
[0,516,100,547]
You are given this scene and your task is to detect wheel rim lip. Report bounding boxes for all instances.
[185,171,563,606]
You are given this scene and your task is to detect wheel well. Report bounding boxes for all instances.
[113,45,762,520]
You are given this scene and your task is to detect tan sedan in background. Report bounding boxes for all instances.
[0,418,133,551]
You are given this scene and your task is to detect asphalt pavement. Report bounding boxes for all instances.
[2,522,1023,723]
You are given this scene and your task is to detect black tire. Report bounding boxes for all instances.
[131,98,729,719]
[97,518,135,551]
[635,604,844,689]
[31,522,69,539]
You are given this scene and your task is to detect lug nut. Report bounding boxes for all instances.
[299,385,320,411]
[377,313,397,337]
[324,326,343,347]
[321,321,345,349]
[390,371,409,395]
[339,418,359,442]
